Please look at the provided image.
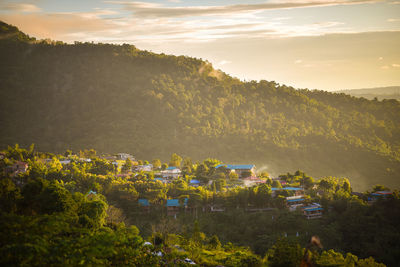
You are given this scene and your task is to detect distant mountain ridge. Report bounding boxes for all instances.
[336,86,400,100]
[0,21,399,190]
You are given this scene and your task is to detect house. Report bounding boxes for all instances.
[166,198,187,216]
[286,195,305,211]
[0,152,5,160]
[60,159,71,165]
[135,164,153,172]
[116,153,135,161]
[161,167,181,179]
[303,203,323,219]
[86,190,97,200]
[215,164,256,178]
[6,161,28,176]
[189,179,201,187]
[138,199,150,212]
[15,161,28,173]
[368,191,392,203]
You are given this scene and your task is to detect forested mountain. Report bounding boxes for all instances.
[336,86,400,101]
[0,21,399,191]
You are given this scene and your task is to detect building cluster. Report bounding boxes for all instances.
[4,151,395,221]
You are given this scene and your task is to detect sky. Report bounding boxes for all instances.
[1,0,400,91]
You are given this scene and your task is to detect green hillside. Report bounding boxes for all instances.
[0,21,399,190]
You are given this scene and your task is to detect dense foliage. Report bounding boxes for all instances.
[1,21,399,190]
[0,145,397,266]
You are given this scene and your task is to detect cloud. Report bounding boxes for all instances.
[0,12,120,41]
[0,3,41,13]
[392,63,400,67]
[381,65,389,69]
[294,59,303,64]
[107,0,381,18]
[378,56,383,60]
[387,18,400,22]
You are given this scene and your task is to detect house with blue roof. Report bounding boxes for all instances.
[189,179,201,187]
[138,199,150,206]
[368,191,392,203]
[134,164,153,172]
[86,190,97,200]
[166,198,188,216]
[215,164,256,178]
[161,166,181,179]
[138,199,150,212]
[303,203,323,219]
[286,195,305,211]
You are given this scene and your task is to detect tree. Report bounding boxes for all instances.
[357,257,386,267]
[161,163,168,170]
[191,221,206,246]
[215,179,226,192]
[268,238,303,267]
[195,163,209,180]
[169,153,182,167]
[0,178,20,213]
[182,157,193,175]
[39,182,76,214]
[106,205,126,225]
[256,184,272,206]
[121,158,133,173]
[229,171,239,180]
[203,158,221,169]
[208,235,221,249]
[342,178,351,193]
[78,199,108,229]
[272,180,282,188]
[89,158,114,175]
[152,159,161,169]
[302,176,314,190]
[64,149,73,157]
[315,249,345,266]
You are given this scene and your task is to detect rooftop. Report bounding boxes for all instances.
[138,199,150,206]
[372,191,392,195]
[287,198,304,203]
[304,207,323,212]
[215,164,255,170]
[166,198,188,207]
[283,187,303,191]
[272,187,303,191]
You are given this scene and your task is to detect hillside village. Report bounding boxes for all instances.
[1,145,398,266]
[2,146,393,222]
